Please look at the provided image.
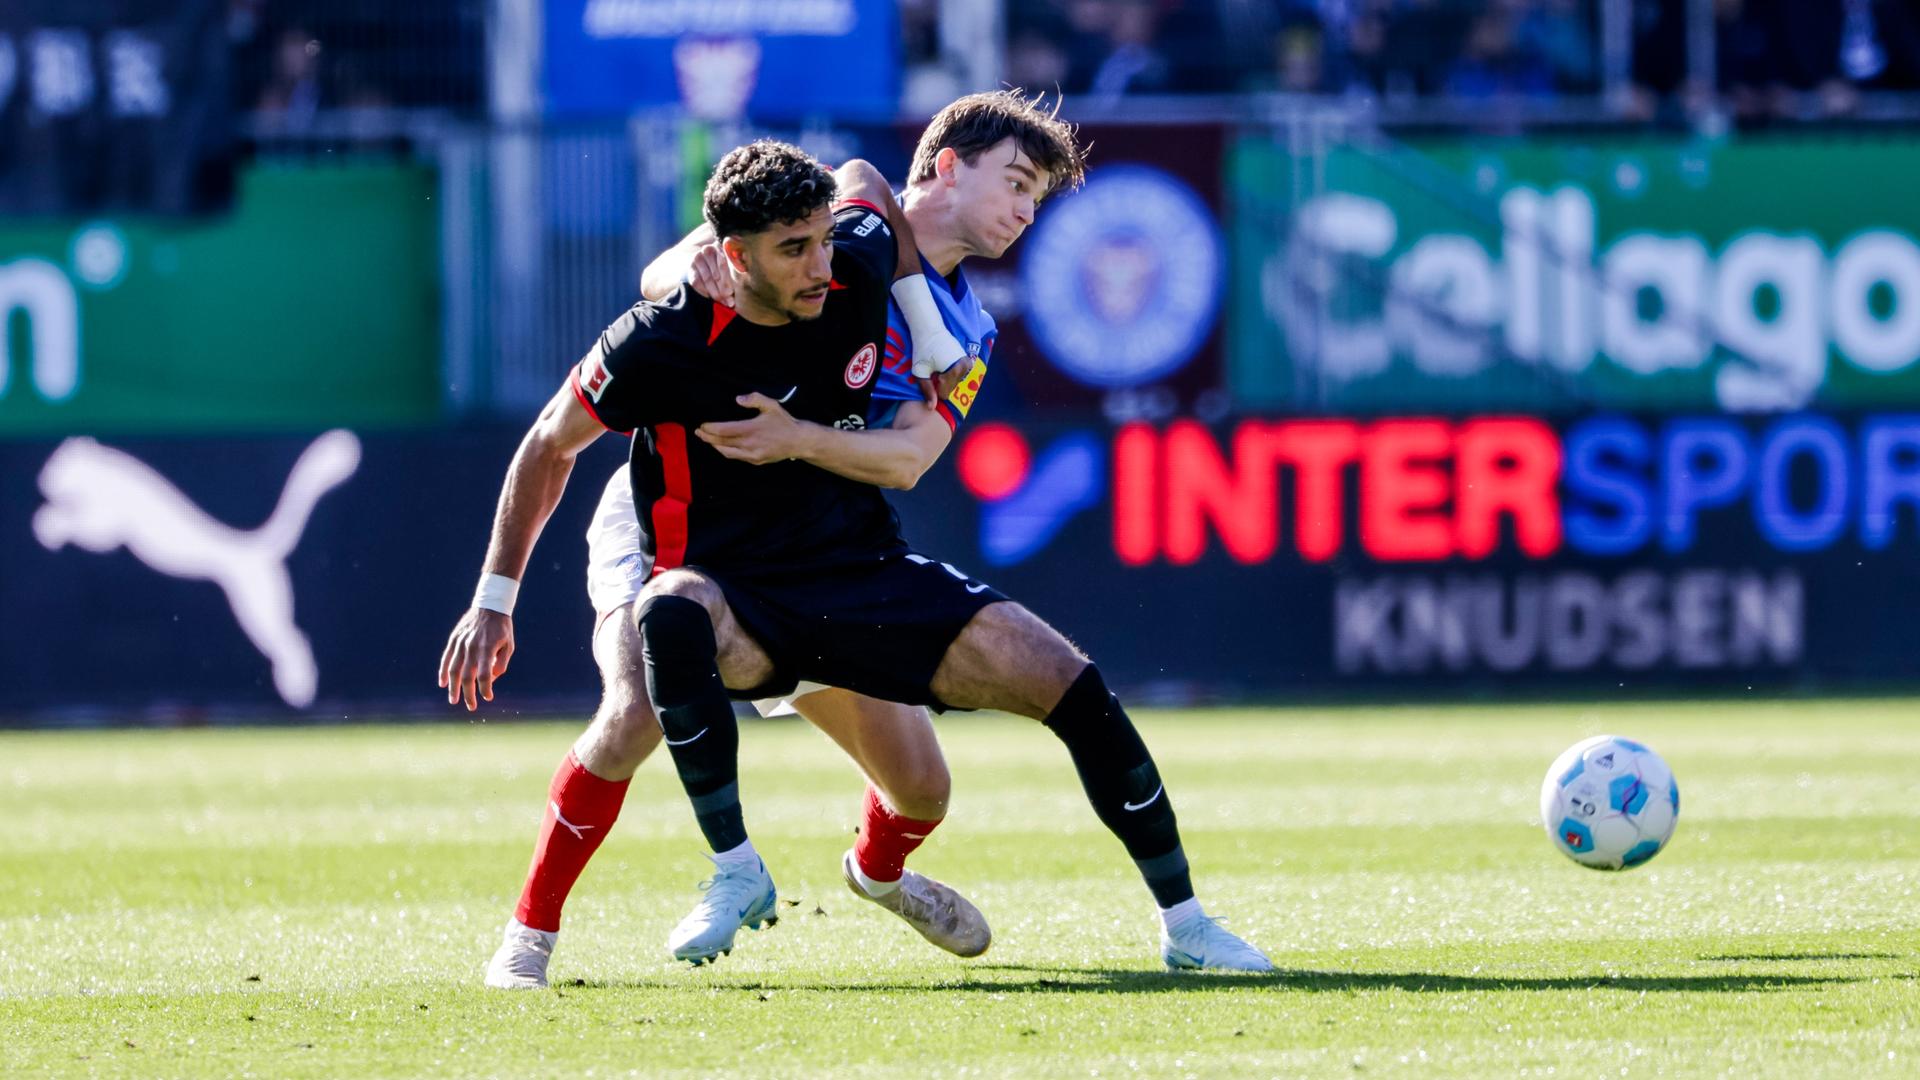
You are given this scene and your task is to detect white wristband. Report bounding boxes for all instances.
[473,573,520,616]
[890,274,967,378]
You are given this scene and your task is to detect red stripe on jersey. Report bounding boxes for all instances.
[650,423,693,577]
[708,304,737,346]
[885,327,904,348]
[835,198,883,216]
[570,368,615,431]
[936,401,958,432]
[828,279,848,290]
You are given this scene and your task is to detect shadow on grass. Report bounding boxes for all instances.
[564,966,1910,995]
[1698,952,1902,962]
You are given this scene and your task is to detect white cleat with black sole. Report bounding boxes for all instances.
[484,918,558,989]
[1161,916,1274,973]
[841,850,991,957]
[668,855,779,965]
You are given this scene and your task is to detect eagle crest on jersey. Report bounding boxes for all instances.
[845,343,878,388]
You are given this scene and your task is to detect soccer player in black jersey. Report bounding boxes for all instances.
[467,96,1085,991]
[443,137,1269,974]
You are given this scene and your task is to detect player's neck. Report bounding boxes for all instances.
[902,195,967,278]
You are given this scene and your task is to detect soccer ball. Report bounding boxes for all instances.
[1540,735,1679,870]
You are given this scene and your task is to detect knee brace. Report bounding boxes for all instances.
[637,593,719,721]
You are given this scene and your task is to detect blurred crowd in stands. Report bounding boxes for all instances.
[991,0,1920,122]
[229,0,1920,128]
[229,0,484,128]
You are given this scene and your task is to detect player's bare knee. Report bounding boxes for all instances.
[596,687,661,757]
[902,758,951,819]
[638,569,725,626]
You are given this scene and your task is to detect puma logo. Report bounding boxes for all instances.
[551,801,596,840]
[32,430,362,708]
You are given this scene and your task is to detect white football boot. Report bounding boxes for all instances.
[668,855,779,965]
[841,850,991,957]
[1161,916,1274,972]
[484,918,558,989]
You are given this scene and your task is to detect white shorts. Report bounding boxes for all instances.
[585,468,828,717]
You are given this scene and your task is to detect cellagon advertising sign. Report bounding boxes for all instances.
[887,411,1920,696]
[543,0,897,120]
[1231,135,1920,414]
[0,164,439,435]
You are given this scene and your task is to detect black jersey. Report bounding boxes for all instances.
[570,201,904,575]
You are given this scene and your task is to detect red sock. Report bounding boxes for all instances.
[852,784,943,884]
[514,751,630,932]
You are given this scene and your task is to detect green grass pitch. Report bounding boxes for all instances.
[3,700,1916,1078]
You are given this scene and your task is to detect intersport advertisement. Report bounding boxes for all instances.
[898,410,1920,697]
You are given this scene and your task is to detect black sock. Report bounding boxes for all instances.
[1041,664,1193,908]
[637,594,746,852]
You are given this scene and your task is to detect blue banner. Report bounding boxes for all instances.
[542,0,898,120]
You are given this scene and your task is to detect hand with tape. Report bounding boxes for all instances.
[891,274,969,380]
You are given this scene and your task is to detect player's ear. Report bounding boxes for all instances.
[935,147,960,186]
[720,235,751,274]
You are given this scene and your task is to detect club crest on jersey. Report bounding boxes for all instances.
[579,353,614,402]
[845,342,878,388]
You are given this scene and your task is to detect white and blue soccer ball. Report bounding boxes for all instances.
[1540,735,1679,870]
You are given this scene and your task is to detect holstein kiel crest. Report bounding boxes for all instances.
[1019,165,1225,389]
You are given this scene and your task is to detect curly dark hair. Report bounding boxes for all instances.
[908,90,1087,200]
[702,140,837,238]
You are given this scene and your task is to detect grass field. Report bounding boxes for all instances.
[2,700,1917,1078]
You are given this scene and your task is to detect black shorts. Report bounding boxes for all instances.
[694,549,1008,710]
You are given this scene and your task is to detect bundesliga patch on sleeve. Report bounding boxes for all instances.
[577,351,614,403]
[945,358,988,417]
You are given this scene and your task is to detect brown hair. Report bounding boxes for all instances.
[907,90,1087,200]
[703,139,837,238]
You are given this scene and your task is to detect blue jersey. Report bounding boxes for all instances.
[867,255,995,431]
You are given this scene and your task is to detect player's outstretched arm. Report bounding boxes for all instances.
[833,159,919,278]
[696,394,952,490]
[438,382,607,711]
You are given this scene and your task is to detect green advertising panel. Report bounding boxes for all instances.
[1231,133,1920,413]
[0,164,439,434]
